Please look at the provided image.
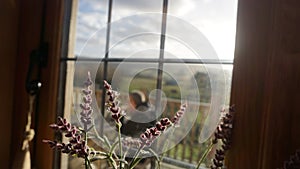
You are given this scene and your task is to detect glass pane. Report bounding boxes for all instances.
[73,61,102,127]
[74,0,109,58]
[112,0,163,21]
[109,0,163,58]
[66,1,236,168]
[165,0,238,60]
[161,63,233,166]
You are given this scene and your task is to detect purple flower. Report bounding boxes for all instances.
[140,128,156,147]
[49,117,72,133]
[122,137,142,148]
[80,72,93,131]
[210,105,235,168]
[140,118,172,147]
[156,118,171,131]
[212,106,234,145]
[139,104,187,147]
[281,149,300,169]
[43,117,91,159]
[172,103,187,126]
[65,127,77,138]
[61,143,72,154]
[42,140,57,149]
[104,80,125,124]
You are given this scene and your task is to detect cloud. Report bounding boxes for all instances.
[74,0,238,60]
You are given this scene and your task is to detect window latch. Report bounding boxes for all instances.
[25,42,48,95]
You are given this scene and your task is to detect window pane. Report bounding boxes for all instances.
[109,0,163,58]
[160,63,232,165]
[108,34,162,59]
[73,61,101,127]
[74,0,109,58]
[96,61,158,115]
[66,1,236,168]
[165,0,238,60]
[108,61,158,95]
[112,0,163,21]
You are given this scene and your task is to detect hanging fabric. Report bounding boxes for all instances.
[13,95,36,169]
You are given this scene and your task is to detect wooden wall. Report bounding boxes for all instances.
[0,0,64,168]
[228,0,300,168]
[0,0,19,168]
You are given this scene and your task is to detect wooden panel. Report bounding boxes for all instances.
[259,0,300,168]
[226,0,274,168]
[10,0,44,167]
[227,0,300,168]
[10,0,65,168]
[34,0,65,168]
[0,0,19,168]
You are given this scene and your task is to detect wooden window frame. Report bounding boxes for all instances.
[10,0,66,168]
[9,0,300,168]
[227,0,300,168]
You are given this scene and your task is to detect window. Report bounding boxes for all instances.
[61,0,237,168]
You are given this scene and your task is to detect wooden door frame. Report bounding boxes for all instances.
[228,0,300,168]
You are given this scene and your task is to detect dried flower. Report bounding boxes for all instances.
[156,118,171,131]
[43,117,90,159]
[122,137,142,148]
[280,149,300,169]
[104,80,125,124]
[49,117,72,132]
[172,103,187,126]
[140,127,160,147]
[80,71,93,131]
[210,105,235,169]
[139,103,186,147]
[212,106,234,145]
[139,117,173,147]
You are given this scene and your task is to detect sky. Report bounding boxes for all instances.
[73,1,237,142]
[74,0,238,60]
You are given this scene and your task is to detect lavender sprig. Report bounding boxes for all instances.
[104,80,125,124]
[43,117,90,159]
[172,103,187,126]
[140,118,172,147]
[103,80,126,168]
[211,107,234,145]
[196,106,234,169]
[80,71,93,131]
[139,103,186,148]
[130,105,186,169]
[122,137,142,149]
[280,149,300,169]
[210,106,235,169]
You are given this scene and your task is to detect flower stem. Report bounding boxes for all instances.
[196,142,214,169]
[85,156,93,169]
[117,123,123,169]
[158,127,175,168]
[84,131,92,169]
[129,145,144,169]
[85,157,88,169]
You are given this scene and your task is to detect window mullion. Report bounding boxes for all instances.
[100,0,113,136]
[155,0,169,114]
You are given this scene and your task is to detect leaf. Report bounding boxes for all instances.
[129,158,143,169]
[86,125,94,132]
[103,135,112,148]
[90,155,108,162]
[149,148,160,162]
[116,159,128,165]
[110,140,119,154]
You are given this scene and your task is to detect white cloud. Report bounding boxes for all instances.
[74,0,238,60]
